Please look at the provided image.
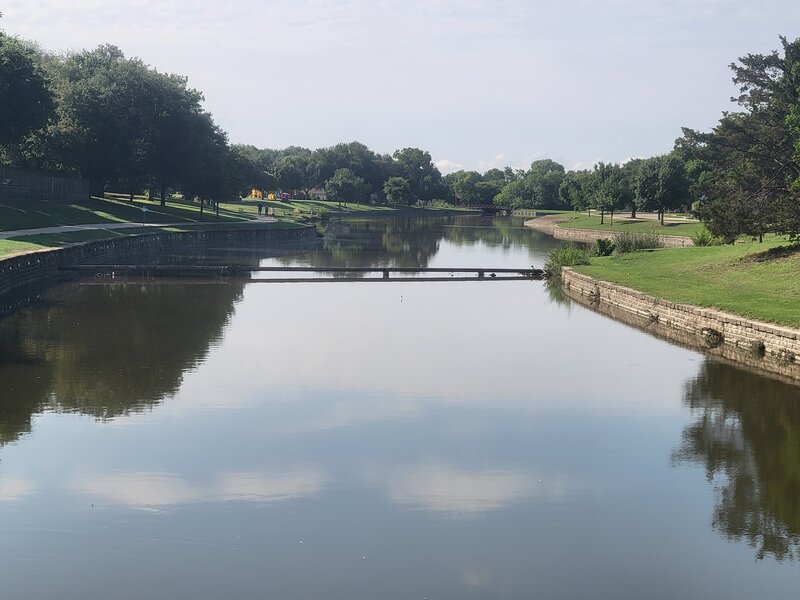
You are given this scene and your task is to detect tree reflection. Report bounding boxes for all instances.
[0,281,242,444]
[289,215,558,274]
[0,215,551,445]
[674,359,800,560]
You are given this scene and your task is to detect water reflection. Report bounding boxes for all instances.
[0,283,243,444]
[384,464,570,516]
[1,215,799,598]
[286,215,561,272]
[0,215,556,446]
[674,359,800,560]
[70,468,326,511]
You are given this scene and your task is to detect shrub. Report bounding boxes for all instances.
[614,232,664,253]
[545,243,592,276]
[691,225,723,246]
[594,237,616,256]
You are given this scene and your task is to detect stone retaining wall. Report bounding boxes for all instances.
[525,216,693,247]
[561,267,800,381]
[0,226,317,300]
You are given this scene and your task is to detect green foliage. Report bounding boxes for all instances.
[383,176,412,206]
[691,225,724,246]
[544,243,592,275]
[0,33,54,147]
[594,237,616,256]
[614,232,664,253]
[681,36,800,239]
[633,154,689,221]
[324,168,368,205]
[494,159,566,209]
[392,147,443,204]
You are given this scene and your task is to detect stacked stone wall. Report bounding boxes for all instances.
[561,268,800,381]
[0,226,317,299]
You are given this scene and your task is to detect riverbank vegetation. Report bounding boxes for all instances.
[573,239,800,327]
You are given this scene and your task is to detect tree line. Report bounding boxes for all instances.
[2,18,798,238]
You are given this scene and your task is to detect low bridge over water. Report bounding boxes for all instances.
[60,265,546,282]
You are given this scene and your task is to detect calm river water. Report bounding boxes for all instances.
[0,215,798,599]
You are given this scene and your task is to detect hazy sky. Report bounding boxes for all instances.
[2,0,799,172]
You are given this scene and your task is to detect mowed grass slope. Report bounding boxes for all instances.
[557,213,703,237]
[574,238,800,327]
[0,219,306,258]
[0,197,253,231]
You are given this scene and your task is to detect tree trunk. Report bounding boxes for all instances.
[160,183,166,207]
[600,209,605,225]
[630,206,636,219]
[610,208,614,225]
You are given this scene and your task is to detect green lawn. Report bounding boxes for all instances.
[557,213,703,237]
[0,197,254,231]
[0,220,307,258]
[574,237,800,327]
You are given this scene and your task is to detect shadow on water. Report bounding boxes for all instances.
[673,359,800,561]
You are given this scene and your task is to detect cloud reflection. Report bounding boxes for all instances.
[386,464,566,516]
[72,468,325,510]
[0,478,36,502]
[215,469,326,502]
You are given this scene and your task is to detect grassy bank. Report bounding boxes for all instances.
[573,238,800,327]
[556,213,702,237]
[0,220,306,258]
[0,197,258,231]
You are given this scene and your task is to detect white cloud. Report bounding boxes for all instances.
[434,159,464,175]
[570,158,605,171]
[477,154,507,171]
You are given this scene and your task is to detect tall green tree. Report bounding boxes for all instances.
[634,154,688,224]
[383,176,411,207]
[393,148,443,204]
[683,36,800,239]
[325,168,368,206]
[0,33,53,150]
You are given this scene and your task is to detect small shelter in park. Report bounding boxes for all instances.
[0,165,90,202]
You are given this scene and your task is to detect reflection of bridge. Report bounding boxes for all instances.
[60,265,545,281]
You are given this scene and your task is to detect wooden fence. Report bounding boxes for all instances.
[0,165,89,202]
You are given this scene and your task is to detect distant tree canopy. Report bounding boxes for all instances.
[1,21,797,231]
